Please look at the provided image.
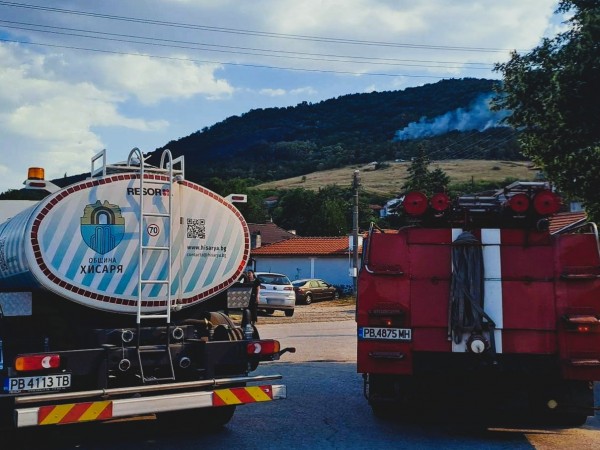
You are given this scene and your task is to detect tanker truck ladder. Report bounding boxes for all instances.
[133,147,180,384]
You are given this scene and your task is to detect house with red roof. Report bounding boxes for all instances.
[247,212,589,293]
[247,222,298,248]
[549,211,588,234]
[250,235,363,293]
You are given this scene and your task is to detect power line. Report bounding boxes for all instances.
[0,19,495,70]
[0,37,449,79]
[0,1,519,53]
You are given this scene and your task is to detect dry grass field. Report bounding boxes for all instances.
[255,160,537,196]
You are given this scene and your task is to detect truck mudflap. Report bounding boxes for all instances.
[13,375,285,428]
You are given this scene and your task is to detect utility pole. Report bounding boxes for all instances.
[352,170,360,296]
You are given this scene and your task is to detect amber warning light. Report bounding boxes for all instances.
[27,167,45,180]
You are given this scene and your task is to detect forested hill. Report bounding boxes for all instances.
[146,77,522,186]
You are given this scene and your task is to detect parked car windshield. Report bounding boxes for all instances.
[257,274,291,285]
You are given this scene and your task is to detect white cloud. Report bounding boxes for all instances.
[0,0,566,194]
[246,0,559,72]
[95,54,234,105]
[290,87,317,96]
[0,43,170,192]
[259,88,287,97]
[257,86,317,97]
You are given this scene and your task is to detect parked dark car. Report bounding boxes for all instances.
[291,278,339,305]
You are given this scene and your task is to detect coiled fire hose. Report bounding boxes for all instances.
[449,231,496,353]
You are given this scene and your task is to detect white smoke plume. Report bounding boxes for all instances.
[393,94,510,141]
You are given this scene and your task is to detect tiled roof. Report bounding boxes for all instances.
[250,213,588,256]
[251,236,358,256]
[248,222,298,245]
[549,211,587,234]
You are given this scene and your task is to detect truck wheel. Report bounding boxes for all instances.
[285,309,294,317]
[159,405,236,429]
[370,401,395,419]
[539,412,589,427]
[367,374,413,420]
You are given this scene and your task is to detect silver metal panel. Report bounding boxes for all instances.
[0,291,32,316]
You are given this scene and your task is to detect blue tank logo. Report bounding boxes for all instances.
[80,201,125,254]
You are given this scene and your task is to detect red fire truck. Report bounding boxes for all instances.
[357,181,600,425]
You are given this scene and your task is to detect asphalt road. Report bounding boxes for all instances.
[14,306,600,449]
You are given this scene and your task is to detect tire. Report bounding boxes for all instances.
[534,411,589,427]
[370,402,395,420]
[332,291,340,300]
[304,294,313,305]
[159,405,236,429]
[284,309,294,317]
[552,413,588,427]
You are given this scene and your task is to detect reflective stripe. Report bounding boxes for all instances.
[38,401,113,425]
[212,386,273,406]
[481,229,503,353]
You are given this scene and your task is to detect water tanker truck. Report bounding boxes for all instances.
[0,148,293,431]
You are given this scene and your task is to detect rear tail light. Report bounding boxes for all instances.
[15,354,61,372]
[283,286,293,291]
[508,193,530,213]
[430,192,450,212]
[368,309,405,327]
[563,314,599,333]
[247,340,281,356]
[403,191,428,216]
[533,190,561,215]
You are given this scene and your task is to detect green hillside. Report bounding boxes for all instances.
[146,77,521,187]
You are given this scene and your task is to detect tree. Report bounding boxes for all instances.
[402,146,450,195]
[493,0,600,220]
[271,189,318,235]
[315,198,347,236]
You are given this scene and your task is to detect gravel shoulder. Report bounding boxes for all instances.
[255,297,356,324]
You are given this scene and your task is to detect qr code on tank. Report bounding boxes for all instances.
[187,218,206,239]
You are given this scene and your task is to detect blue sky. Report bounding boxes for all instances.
[0,0,566,193]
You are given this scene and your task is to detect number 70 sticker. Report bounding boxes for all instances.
[147,224,160,236]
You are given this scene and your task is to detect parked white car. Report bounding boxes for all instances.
[255,272,295,317]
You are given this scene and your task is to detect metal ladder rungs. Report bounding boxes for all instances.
[144,179,169,185]
[138,314,170,320]
[137,345,170,352]
[134,148,178,385]
[143,212,170,218]
[142,376,176,383]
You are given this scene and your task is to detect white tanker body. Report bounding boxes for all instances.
[0,148,292,432]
